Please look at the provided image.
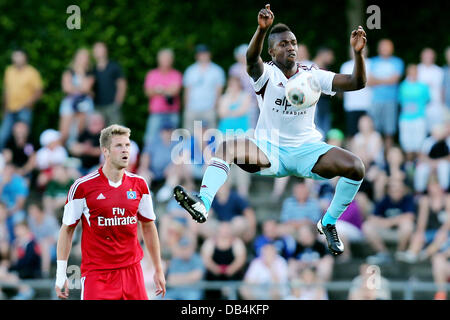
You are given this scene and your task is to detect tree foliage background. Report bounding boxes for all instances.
[0,0,448,146]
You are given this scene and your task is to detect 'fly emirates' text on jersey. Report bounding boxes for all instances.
[62,167,156,275]
[251,62,336,147]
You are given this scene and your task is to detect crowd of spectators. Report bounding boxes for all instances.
[0,39,449,300]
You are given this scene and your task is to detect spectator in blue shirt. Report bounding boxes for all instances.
[443,47,450,109]
[368,39,404,148]
[164,237,205,300]
[0,163,29,242]
[209,181,256,243]
[183,44,225,133]
[363,179,416,264]
[398,64,430,158]
[279,178,322,236]
[253,219,296,259]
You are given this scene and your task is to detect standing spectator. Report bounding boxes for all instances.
[201,222,247,299]
[348,263,391,300]
[313,47,335,135]
[363,179,416,264]
[165,237,205,300]
[2,121,36,179]
[398,64,430,159]
[288,224,334,283]
[240,243,289,300]
[0,163,29,242]
[92,41,127,126]
[368,39,404,149]
[27,202,59,278]
[279,178,322,235]
[58,48,95,145]
[0,48,43,150]
[229,44,259,129]
[183,44,225,132]
[418,48,446,131]
[35,129,68,189]
[340,47,372,137]
[69,112,104,175]
[217,76,252,197]
[414,123,450,193]
[143,48,182,146]
[443,47,450,109]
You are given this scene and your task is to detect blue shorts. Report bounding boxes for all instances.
[249,138,334,179]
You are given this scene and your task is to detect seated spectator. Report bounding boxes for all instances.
[0,222,42,299]
[348,263,391,300]
[349,115,384,169]
[414,123,450,193]
[35,129,69,189]
[201,222,247,299]
[138,122,192,202]
[279,178,322,236]
[0,163,29,242]
[253,219,296,259]
[2,121,36,179]
[431,240,450,300]
[285,267,328,300]
[398,64,430,159]
[240,243,289,300]
[42,162,77,217]
[398,179,450,263]
[26,202,59,278]
[69,112,104,175]
[165,237,205,300]
[335,200,365,262]
[58,48,95,145]
[0,202,9,261]
[363,179,416,265]
[288,224,334,283]
[205,180,256,243]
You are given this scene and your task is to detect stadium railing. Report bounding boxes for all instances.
[1,279,450,300]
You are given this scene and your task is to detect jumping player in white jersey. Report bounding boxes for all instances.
[174,4,367,256]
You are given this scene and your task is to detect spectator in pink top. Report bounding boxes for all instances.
[143,48,182,148]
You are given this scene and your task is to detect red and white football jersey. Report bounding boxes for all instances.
[62,167,156,275]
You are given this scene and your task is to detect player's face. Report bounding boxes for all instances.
[271,31,298,67]
[105,135,131,169]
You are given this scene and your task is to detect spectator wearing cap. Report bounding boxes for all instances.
[144,48,182,147]
[35,129,68,189]
[229,44,259,129]
[0,49,43,150]
[183,44,225,133]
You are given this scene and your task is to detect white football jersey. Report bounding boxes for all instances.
[250,62,336,147]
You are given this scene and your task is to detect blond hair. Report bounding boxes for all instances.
[100,124,131,150]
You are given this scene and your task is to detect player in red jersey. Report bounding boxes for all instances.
[54,124,166,300]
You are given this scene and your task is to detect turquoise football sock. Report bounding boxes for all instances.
[321,177,363,226]
[198,157,230,212]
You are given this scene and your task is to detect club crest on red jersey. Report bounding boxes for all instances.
[127,189,137,199]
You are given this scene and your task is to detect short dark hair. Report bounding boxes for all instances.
[268,23,292,48]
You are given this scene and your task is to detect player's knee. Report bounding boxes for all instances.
[348,156,365,181]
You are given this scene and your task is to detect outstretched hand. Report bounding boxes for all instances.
[258,4,274,31]
[350,26,367,53]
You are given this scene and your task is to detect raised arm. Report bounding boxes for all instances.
[246,4,274,81]
[332,26,367,92]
